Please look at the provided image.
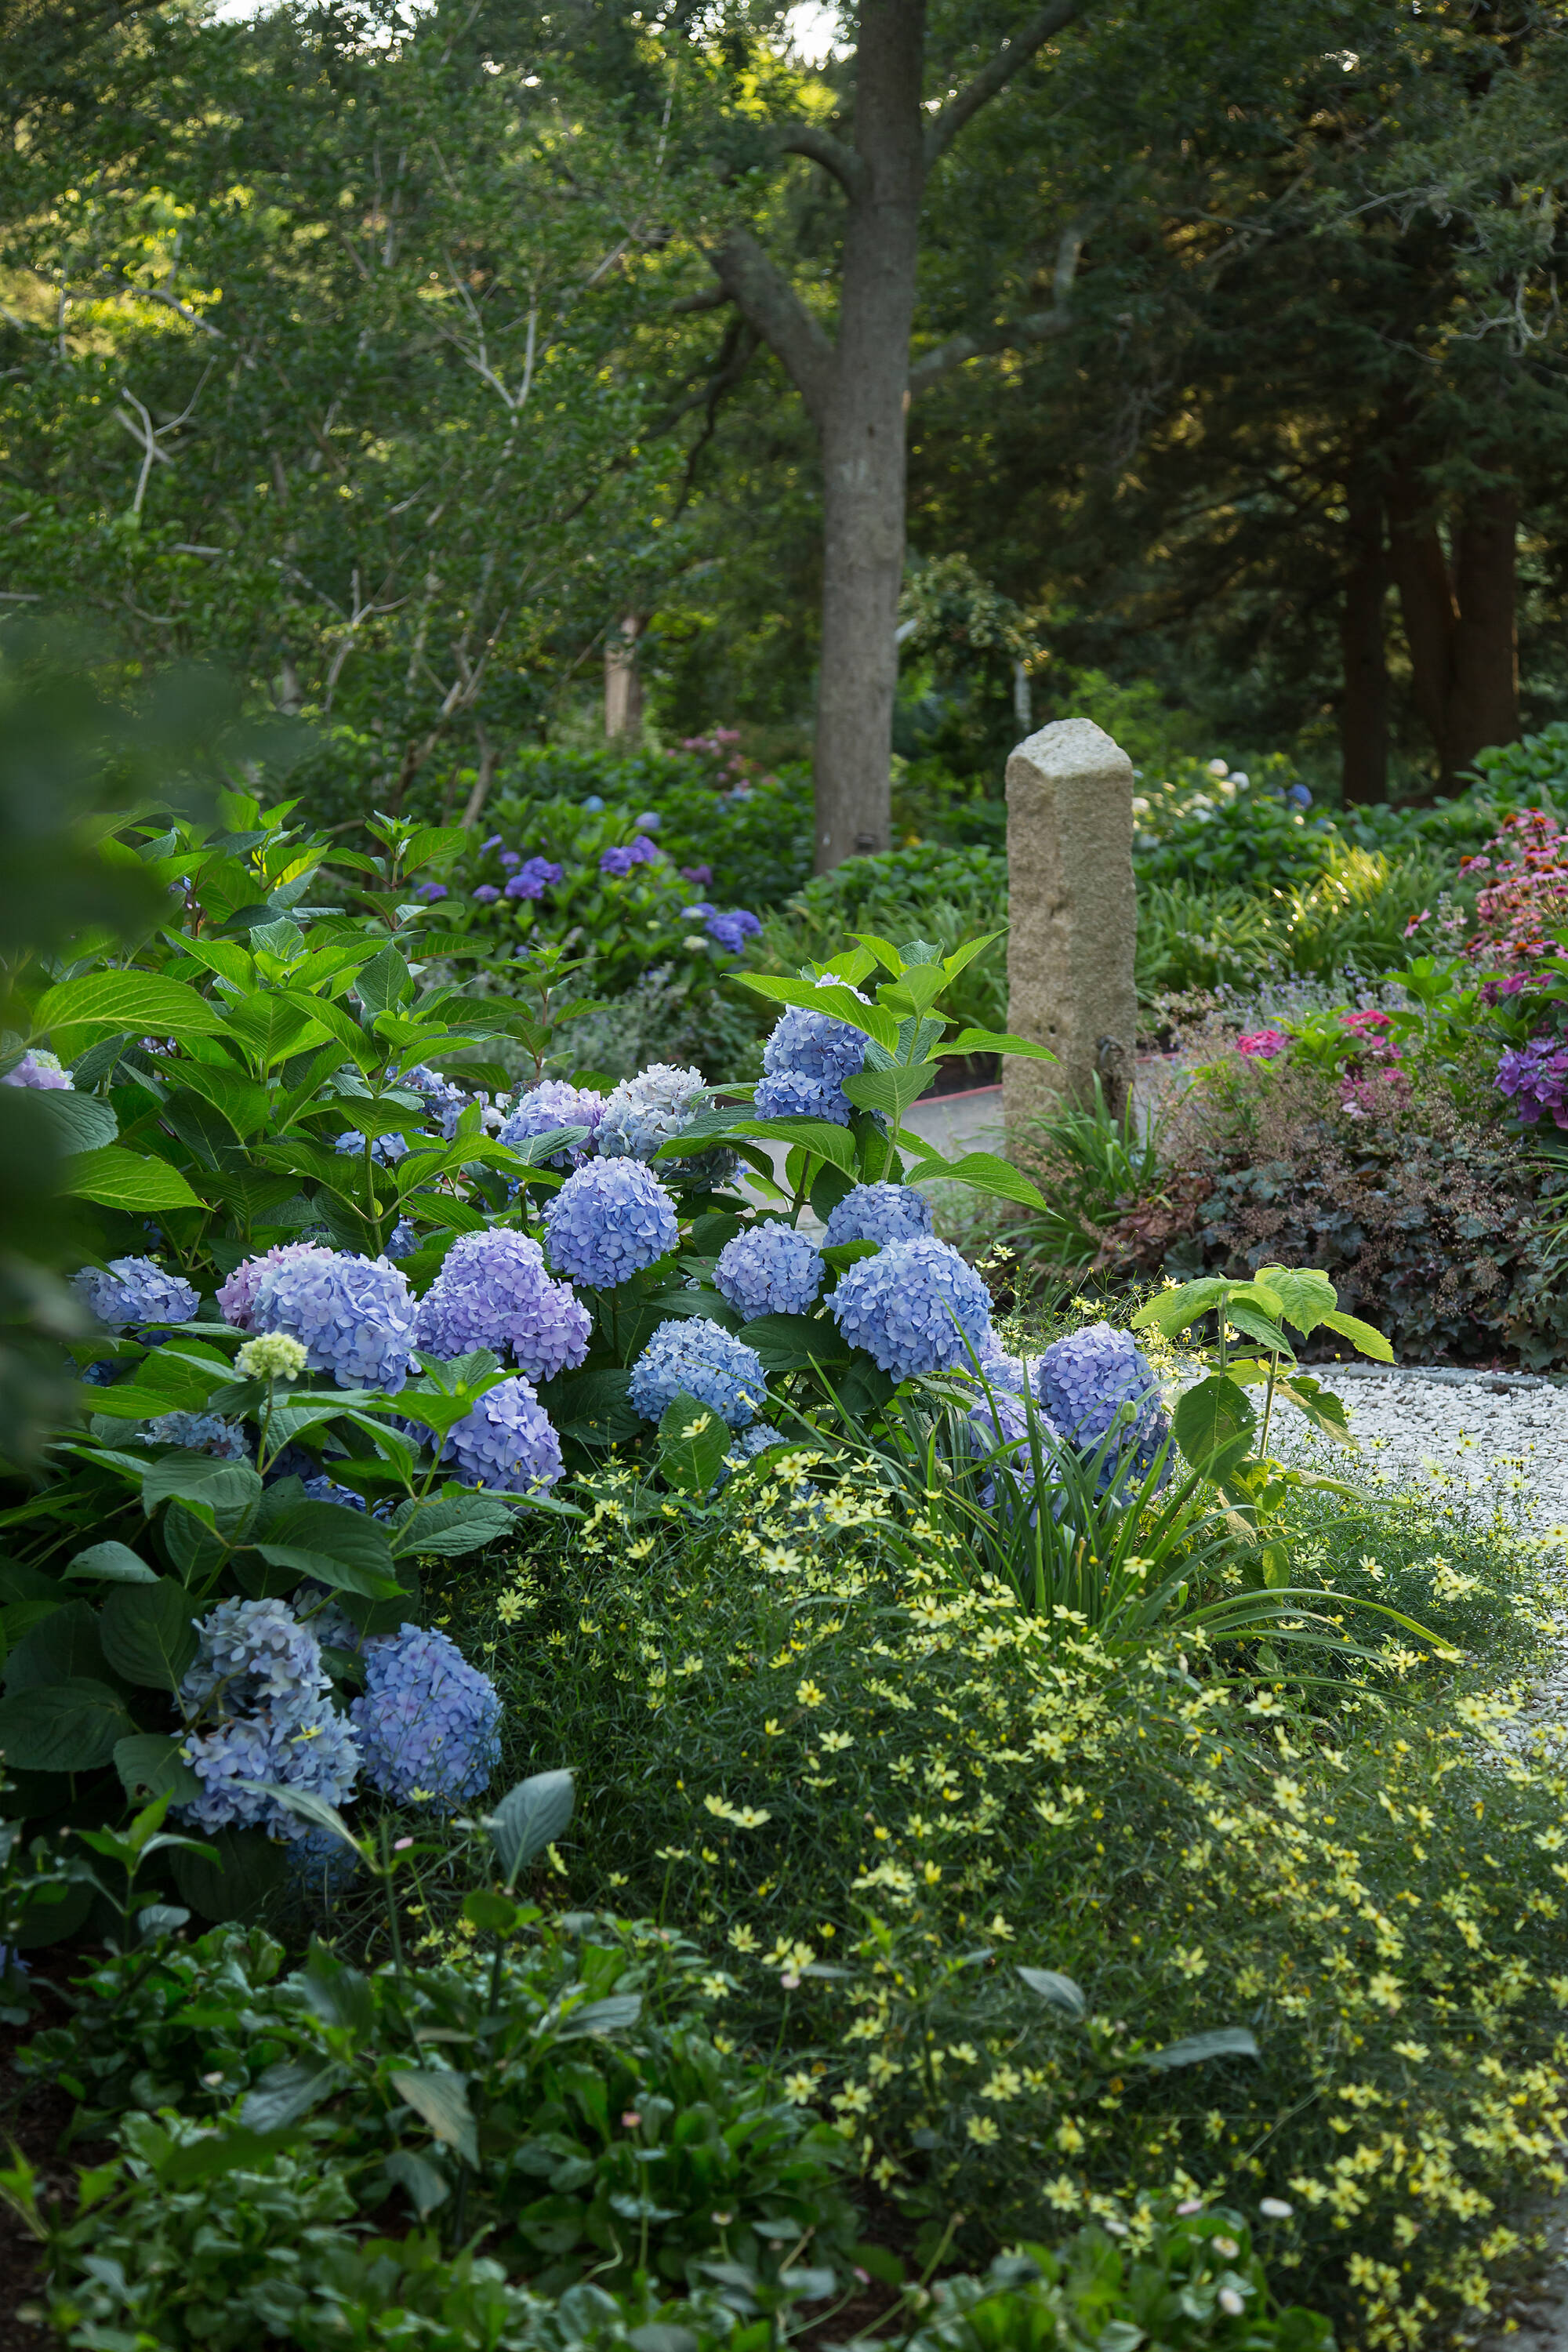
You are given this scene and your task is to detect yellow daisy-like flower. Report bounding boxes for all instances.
[966,2115,1002,2146]
[796,1679,826,1708]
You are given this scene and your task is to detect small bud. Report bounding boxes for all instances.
[236,1333,309,1383]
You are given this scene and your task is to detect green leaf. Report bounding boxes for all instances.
[398,825,469,877]
[0,1679,134,1771]
[1320,1308,1395,1363]
[384,2150,450,2218]
[65,1541,160,1584]
[557,1993,643,2040]
[388,1494,517,1559]
[736,1312,848,1371]
[172,1826,289,1922]
[878,964,947,1018]
[248,1780,361,1853]
[390,2069,479,2165]
[33,971,227,1042]
[114,1732,201,1805]
[1251,1265,1339,1338]
[240,2060,343,2132]
[99,1580,200,1691]
[657,1392,734,1495]
[1225,1301,1296,1358]
[1016,1965,1087,2020]
[546,1367,641,1443]
[142,1453,262,1532]
[488,1768,575,1886]
[28,1090,118,1153]
[936,1027,1054,1062]
[1274,1377,1356,1447]
[734,973,899,1052]
[1140,2027,1260,2071]
[1172,1377,1258,1475]
[354,946,414,1011]
[840,1065,939,1123]
[60,1147,206,1212]
[252,1501,402,1599]
[1131,1279,1229,1338]
[724,1117,857,1176]
[927,1152,1048,1213]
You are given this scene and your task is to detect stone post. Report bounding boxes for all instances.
[1003,717,1137,1134]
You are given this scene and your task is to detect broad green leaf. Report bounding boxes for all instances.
[840,1065,939,1123]
[936,1027,1055,1062]
[60,1148,205,1213]
[1275,1377,1356,1446]
[0,1678,134,1771]
[247,1780,361,1853]
[737,1312,848,1371]
[1140,2027,1260,2071]
[241,2059,343,2132]
[1016,1965,1087,2020]
[390,2069,479,2165]
[169,1062,272,1138]
[1225,1301,1296,1357]
[726,1118,857,1176]
[354,945,414,1012]
[385,2151,450,2217]
[488,1768,575,1886]
[546,1367,641,1443]
[28,1090,118,1154]
[389,1494,516,1559]
[171,1825,289,1922]
[252,1498,402,1599]
[142,1453,262,1532]
[1172,1376,1258,1474]
[658,1392,734,1495]
[557,1993,643,2041]
[1251,1265,1339,1338]
[939,931,1005,983]
[399,825,469,876]
[1320,1308,1395,1363]
[99,1579,200,1691]
[734,973,900,1052]
[114,1732,202,1804]
[931,1152,1048,1212]
[1131,1279,1229,1338]
[34,971,227,1042]
[878,964,947,1018]
[849,932,906,978]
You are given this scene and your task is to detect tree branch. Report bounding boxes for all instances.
[766,120,866,197]
[670,284,734,318]
[924,0,1088,166]
[704,229,835,428]
[908,303,1070,392]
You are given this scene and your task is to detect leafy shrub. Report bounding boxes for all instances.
[755,846,1008,1043]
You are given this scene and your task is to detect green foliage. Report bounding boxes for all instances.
[756,849,1009,1044]
[1006,1083,1165,1273]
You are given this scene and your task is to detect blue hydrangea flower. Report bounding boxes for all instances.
[180,1595,325,1719]
[822,1181,934,1250]
[628,1316,767,1431]
[72,1257,200,1330]
[713,1224,824,1320]
[597,1063,712,1161]
[301,1475,368,1513]
[2,1050,71,1091]
[599,837,661,878]
[828,1237,992,1381]
[441,1374,564,1491]
[974,1338,1033,1396]
[415,1228,590,1382]
[401,1064,473,1134]
[351,1624,502,1807]
[385,1219,418,1261]
[249,1250,417,1393]
[543,1158,680,1288]
[176,1599,361,1843]
[753,1069,853,1125]
[755,975,869,1124]
[141,1411,249,1460]
[334,1127,409,1165]
[218,1243,335,1334]
[1035,1322,1171,1492]
[498,1080,604,1170]
[715,1421,787,1490]
[706,908,762,955]
[505,857,562,900]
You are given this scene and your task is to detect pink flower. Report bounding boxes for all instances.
[1235,1029,1289,1061]
[621,2111,641,2129]
[1338,1009,1390,1034]
[1403,909,1432,937]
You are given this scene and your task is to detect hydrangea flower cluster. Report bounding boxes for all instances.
[629,1316,768,1429]
[245,1249,417,1392]
[597,1063,712,1162]
[401,1063,474,1138]
[385,1220,418,1261]
[505,857,562,900]
[176,1598,359,1842]
[219,1243,334,1333]
[543,1158,680,1287]
[2,1050,72,1090]
[235,1332,310,1384]
[143,1411,249,1459]
[823,1181,933,1250]
[301,1474,367,1512]
[498,1081,604,1169]
[717,1421,787,1488]
[441,1374,564,1491]
[713,1223,824,1319]
[415,1228,590,1381]
[351,1624,502,1807]
[754,976,869,1124]
[72,1256,200,1330]
[1035,1321,1170,1491]
[681,904,762,955]
[334,1127,408,1165]
[599,836,662,877]
[829,1237,991,1381]
[1494,1040,1568,1128]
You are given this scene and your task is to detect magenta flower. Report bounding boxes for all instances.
[1235,1030,1289,1061]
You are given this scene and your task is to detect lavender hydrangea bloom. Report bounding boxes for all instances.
[385,1219,419,1261]
[499,850,521,869]
[472,884,501,903]
[628,1316,767,1430]
[415,1228,590,1381]
[351,1624,501,1807]
[597,1062,712,1161]
[176,1597,362,1842]
[180,1595,325,1716]
[1035,1321,1170,1492]
[754,975,869,1123]
[2,1050,71,1090]
[1494,1040,1568,1128]
[301,1474,368,1512]
[401,1064,471,1127]
[442,1374,563,1491]
[753,1069,853,1125]
[828,1237,992,1381]
[713,1224,824,1319]
[218,1243,335,1334]
[822,1181,934,1251]
[543,1158,680,1287]
[599,836,661,878]
[505,857,562,900]
[249,1250,417,1392]
[72,1256,200,1330]
[142,1411,249,1460]
[415,881,448,902]
[498,1080,604,1170]
[706,908,762,954]
[334,1127,409,1165]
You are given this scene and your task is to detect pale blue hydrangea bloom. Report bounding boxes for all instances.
[351,1624,501,1807]
[713,1223,824,1320]
[1035,1321,1171,1492]
[715,1421,788,1490]
[401,1064,472,1135]
[385,1219,419,1261]
[176,1597,361,1842]
[828,1236,992,1381]
[142,1411,249,1459]
[2,1050,71,1090]
[441,1374,563,1491]
[596,1062,712,1161]
[218,1242,335,1334]
[543,1158,680,1288]
[249,1249,417,1392]
[752,1069,852,1125]
[180,1595,325,1717]
[822,1181,934,1250]
[498,1080,604,1170]
[334,1127,409,1165]
[753,975,868,1124]
[628,1316,767,1431]
[415,1228,590,1382]
[72,1256,200,1329]
[301,1474,368,1513]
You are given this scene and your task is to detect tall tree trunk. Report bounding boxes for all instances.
[811,0,925,868]
[1386,461,1519,792]
[604,611,644,742]
[1338,489,1389,806]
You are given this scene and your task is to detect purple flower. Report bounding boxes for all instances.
[472,884,501,904]
[334,1127,409,1165]
[415,1227,590,1381]
[2,1050,71,1090]
[1035,1321,1170,1493]
[706,908,762,955]
[598,835,662,878]
[1495,1039,1568,1128]
[219,1242,336,1334]
[823,1182,933,1251]
[72,1256,200,1330]
[753,1069,852,1125]
[713,1223,825,1319]
[499,850,521,869]
[543,1157,681,1288]
[629,1316,768,1429]
[498,1080,604,1170]
[249,1249,418,1392]
[481,835,504,851]
[504,857,563,901]
[828,1238,992,1382]
[415,882,448,903]
[441,1375,563,1493]
[680,866,712,886]
[351,1624,501,1807]
[176,1598,360,1842]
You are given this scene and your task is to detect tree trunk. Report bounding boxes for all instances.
[811,0,926,869]
[1338,489,1389,806]
[604,612,644,742]
[1386,462,1519,792]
